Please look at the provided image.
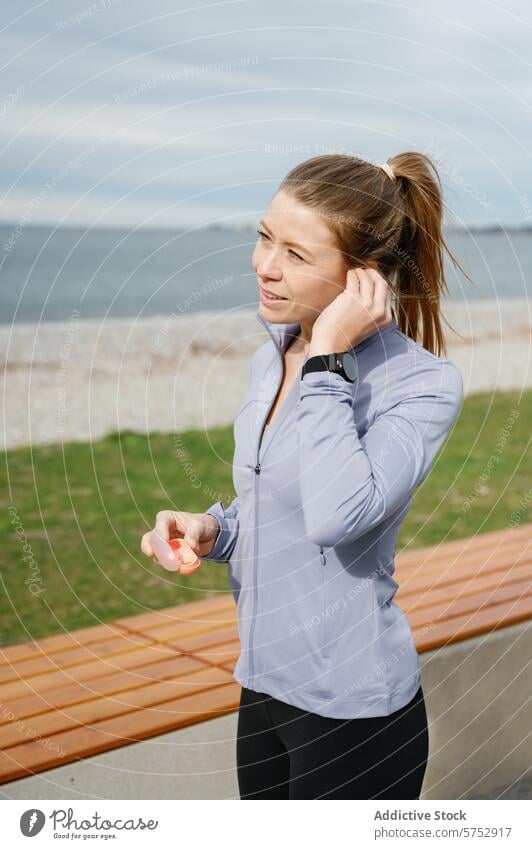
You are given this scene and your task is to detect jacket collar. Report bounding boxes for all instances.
[255,307,398,355]
[255,311,301,354]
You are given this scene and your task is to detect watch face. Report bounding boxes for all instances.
[340,352,358,381]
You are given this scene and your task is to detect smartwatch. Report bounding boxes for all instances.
[301,351,358,383]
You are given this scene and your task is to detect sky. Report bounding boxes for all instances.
[1,0,531,231]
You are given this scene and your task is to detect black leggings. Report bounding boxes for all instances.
[236,683,429,799]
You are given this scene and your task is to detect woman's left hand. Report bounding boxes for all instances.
[308,267,393,356]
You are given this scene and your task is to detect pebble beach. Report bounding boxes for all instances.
[1,298,530,451]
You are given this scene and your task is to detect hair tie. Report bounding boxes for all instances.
[379,162,396,182]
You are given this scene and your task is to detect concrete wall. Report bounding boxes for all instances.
[420,619,532,799]
[2,620,530,800]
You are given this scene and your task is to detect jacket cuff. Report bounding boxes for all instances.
[299,368,355,400]
[204,500,239,562]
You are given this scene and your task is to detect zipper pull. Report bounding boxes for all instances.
[320,545,326,564]
[247,463,261,474]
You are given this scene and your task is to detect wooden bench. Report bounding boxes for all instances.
[1,522,531,786]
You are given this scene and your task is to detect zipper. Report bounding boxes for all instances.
[245,344,285,683]
[245,455,261,682]
[319,545,330,659]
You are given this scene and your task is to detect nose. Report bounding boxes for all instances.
[256,257,282,280]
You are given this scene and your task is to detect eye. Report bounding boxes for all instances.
[289,249,304,262]
[257,229,305,262]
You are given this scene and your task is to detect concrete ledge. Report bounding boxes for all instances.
[2,620,530,800]
[420,619,532,799]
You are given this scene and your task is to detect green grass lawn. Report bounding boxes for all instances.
[1,388,530,646]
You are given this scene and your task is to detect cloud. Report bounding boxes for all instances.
[1,0,531,228]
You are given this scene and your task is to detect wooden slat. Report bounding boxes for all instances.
[114,594,235,632]
[0,596,235,667]
[397,547,531,592]
[408,578,532,631]
[0,654,206,727]
[0,622,132,666]
[139,607,237,644]
[0,634,153,685]
[415,596,532,652]
[168,626,240,657]
[208,641,241,668]
[396,559,532,612]
[396,538,531,585]
[0,643,184,702]
[0,681,241,783]
[0,665,234,749]
[396,524,531,571]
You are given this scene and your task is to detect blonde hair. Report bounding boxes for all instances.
[278,152,475,357]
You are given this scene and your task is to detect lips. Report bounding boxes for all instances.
[261,287,287,300]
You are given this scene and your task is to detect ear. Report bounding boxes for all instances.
[348,259,380,273]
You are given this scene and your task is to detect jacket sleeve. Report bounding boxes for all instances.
[295,361,464,548]
[203,497,242,562]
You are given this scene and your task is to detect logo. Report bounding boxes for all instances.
[20,809,46,837]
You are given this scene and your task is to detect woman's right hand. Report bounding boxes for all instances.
[140,509,221,564]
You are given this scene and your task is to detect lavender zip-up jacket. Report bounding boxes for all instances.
[205,309,464,718]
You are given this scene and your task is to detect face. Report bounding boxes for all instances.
[252,190,349,326]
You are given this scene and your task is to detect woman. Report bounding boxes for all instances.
[141,152,465,799]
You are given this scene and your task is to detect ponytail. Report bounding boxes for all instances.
[387,152,477,357]
[279,151,477,357]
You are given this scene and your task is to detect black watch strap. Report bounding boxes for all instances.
[301,351,357,383]
[302,353,335,375]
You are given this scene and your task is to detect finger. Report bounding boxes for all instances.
[184,533,200,555]
[154,510,185,541]
[153,510,171,541]
[355,268,376,305]
[345,268,361,293]
[183,520,201,554]
[363,267,391,313]
[184,535,197,552]
[140,533,153,557]
[154,524,170,543]
[363,266,389,296]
